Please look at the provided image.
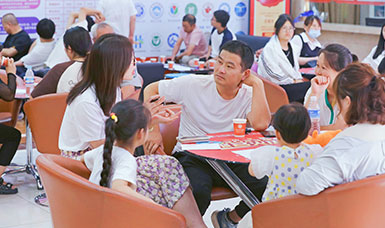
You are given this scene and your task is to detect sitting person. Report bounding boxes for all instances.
[145,40,271,227]
[1,13,31,62]
[31,26,92,97]
[379,56,385,74]
[0,57,21,194]
[90,22,115,42]
[170,14,208,66]
[58,34,168,159]
[291,15,322,68]
[257,14,310,103]
[304,44,353,130]
[249,103,323,201]
[297,63,385,195]
[15,18,56,77]
[202,10,236,60]
[362,23,384,72]
[81,99,206,228]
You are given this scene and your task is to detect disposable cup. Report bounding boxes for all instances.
[150,58,157,63]
[1,56,8,67]
[208,59,215,69]
[193,58,199,67]
[159,55,166,63]
[168,61,175,69]
[233,119,247,137]
[198,61,205,70]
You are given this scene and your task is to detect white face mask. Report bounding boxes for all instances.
[308,29,321,39]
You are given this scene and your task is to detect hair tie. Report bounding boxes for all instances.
[369,76,376,88]
[110,112,118,123]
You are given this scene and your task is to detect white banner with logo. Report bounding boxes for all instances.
[0,0,249,57]
[133,0,249,57]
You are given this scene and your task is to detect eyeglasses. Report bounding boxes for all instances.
[281,27,295,32]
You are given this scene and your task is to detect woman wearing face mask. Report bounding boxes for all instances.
[362,23,385,72]
[292,15,322,68]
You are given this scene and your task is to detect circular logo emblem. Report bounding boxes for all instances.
[168,33,179,48]
[135,3,145,20]
[150,2,164,19]
[151,33,162,48]
[185,3,198,16]
[234,2,247,17]
[218,3,231,14]
[257,0,283,7]
[202,3,214,18]
[169,3,180,17]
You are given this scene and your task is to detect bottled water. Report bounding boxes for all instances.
[24,66,35,97]
[308,96,320,135]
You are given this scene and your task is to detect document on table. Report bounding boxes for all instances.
[173,64,193,71]
[231,149,255,160]
[182,143,220,150]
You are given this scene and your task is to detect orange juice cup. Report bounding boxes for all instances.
[198,61,205,70]
[208,59,215,69]
[159,55,166,63]
[168,61,175,69]
[233,119,247,137]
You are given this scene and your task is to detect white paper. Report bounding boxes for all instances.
[181,143,221,151]
[231,149,256,160]
[173,64,193,72]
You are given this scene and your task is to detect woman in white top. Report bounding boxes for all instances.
[304,44,353,130]
[59,34,138,159]
[291,15,322,68]
[81,99,206,228]
[258,14,311,103]
[362,23,385,72]
[297,63,385,196]
[258,14,302,85]
[56,26,92,93]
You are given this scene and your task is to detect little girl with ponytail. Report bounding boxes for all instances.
[81,99,207,228]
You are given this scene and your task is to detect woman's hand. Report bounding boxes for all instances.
[310,76,329,98]
[5,58,16,75]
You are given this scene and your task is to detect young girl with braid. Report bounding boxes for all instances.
[81,99,206,228]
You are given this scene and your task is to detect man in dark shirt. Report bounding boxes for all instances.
[1,13,31,61]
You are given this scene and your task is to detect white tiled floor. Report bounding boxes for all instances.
[1,149,252,228]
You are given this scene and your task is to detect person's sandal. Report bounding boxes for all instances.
[0,178,18,194]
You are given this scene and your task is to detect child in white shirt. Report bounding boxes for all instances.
[80,99,206,228]
[249,103,322,201]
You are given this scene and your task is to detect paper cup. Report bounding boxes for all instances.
[233,119,247,137]
[159,55,166,63]
[168,61,175,69]
[208,59,215,69]
[150,58,157,63]
[198,61,205,70]
[1,56,8,67]
[193,58,199,67]
[140,57,146,63]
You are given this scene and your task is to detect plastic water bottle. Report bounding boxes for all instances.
[25,66,35,97]
[308,96,320,135]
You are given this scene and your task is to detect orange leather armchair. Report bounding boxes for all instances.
[259,76,289,114]
[36,154,187,228]
[252,173,385,228]
[159,105,237,200]
[23,93,67,154]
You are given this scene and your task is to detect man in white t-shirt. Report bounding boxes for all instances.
[15,18,56,75]
[144,40,270,227]
[96,0,137,44]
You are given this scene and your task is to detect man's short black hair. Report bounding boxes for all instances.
[272,103,311,144]
[36,18,55,39]
[213,10,230,28]
[220,40,254,71]
[182,14,196,26]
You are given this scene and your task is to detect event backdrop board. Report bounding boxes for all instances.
[0,0,249,57]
